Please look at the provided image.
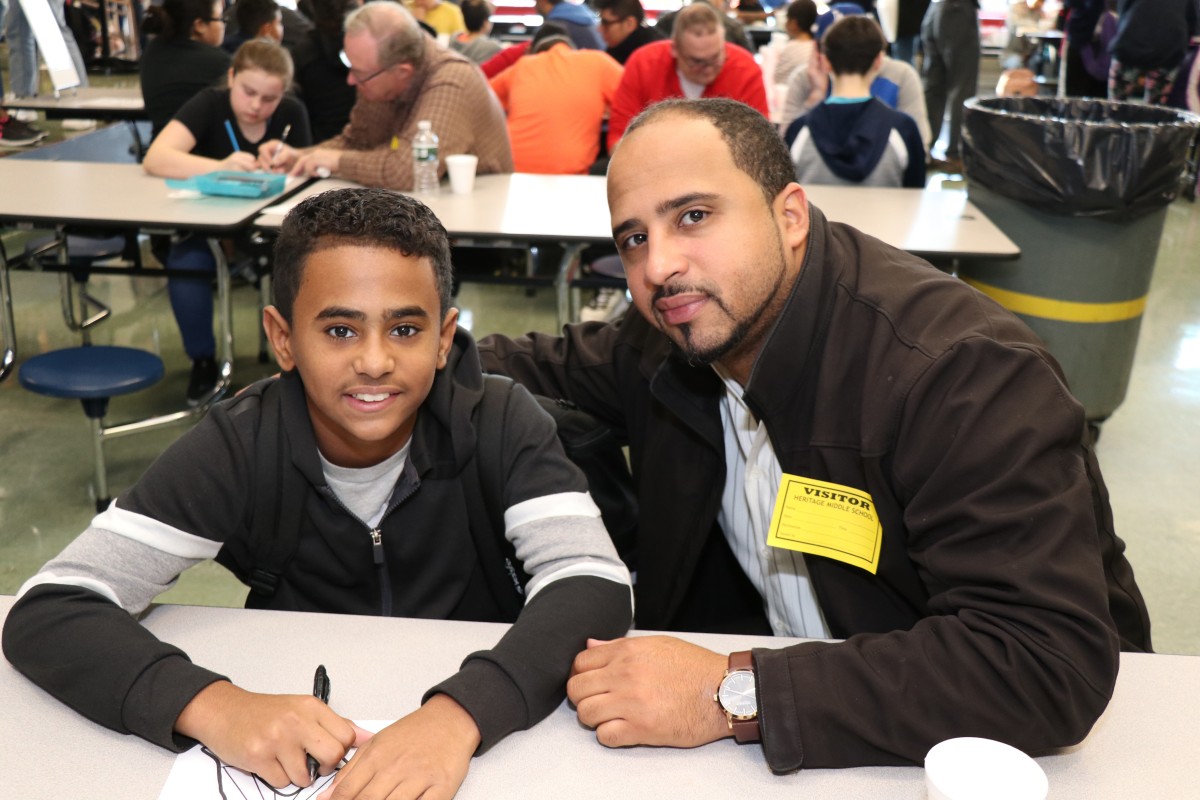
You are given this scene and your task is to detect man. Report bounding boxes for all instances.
[606,3,768,149]
[655,0,754,51]
[490,33,624,174]
[595,0,665,65]
[271,1,512,190]
[478,98,1151,771]
[451,0,504,64]
[533,0,605,50]
[784,15,926,188]
[921,0,980,171]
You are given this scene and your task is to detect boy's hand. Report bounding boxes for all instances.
[219,152,261,172]
[567,636,731,749]
[175,681,360,789]
[318,693,480,800]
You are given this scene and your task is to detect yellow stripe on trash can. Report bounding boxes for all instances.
[961,278,1147,323]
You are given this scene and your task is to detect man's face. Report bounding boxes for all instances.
[671,28,726,86]
[599,10,638,48]
[607,115,809,379]
[342,29,413,102]
[264,245,457,469]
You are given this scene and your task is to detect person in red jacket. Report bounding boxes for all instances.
[606,2,768,149]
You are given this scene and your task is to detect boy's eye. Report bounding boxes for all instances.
[327,325,356,339]
[393,323,419,338]
[680,209,707,227]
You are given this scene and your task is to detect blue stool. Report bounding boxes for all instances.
[19,346,165,511]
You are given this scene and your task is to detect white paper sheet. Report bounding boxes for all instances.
[157,720,393,799]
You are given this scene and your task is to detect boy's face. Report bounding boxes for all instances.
[264,245,457,469]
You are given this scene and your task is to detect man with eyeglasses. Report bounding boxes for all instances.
[594,0,664,65]
[267,0,511,190]
[606,2,767,150]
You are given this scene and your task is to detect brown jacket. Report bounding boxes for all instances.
[479,205,1151,771]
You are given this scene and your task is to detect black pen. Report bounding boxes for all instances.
[308,664,331,782]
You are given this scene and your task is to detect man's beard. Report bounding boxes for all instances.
[659,250,790,369]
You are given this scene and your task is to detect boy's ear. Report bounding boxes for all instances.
[437,308,459,370]
[263,306,296,371]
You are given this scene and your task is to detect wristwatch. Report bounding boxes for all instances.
[715,650,761,743]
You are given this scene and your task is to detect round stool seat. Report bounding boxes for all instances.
[19,346,164,400]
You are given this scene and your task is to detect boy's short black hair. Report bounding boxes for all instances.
[821,15,885,76]
[785,0,817,34]
[236,0,280,36]
[461,0,493,33]
[272,188,454,323]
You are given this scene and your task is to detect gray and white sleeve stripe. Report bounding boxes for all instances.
[504,492,634,608]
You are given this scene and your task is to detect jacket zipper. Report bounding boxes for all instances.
[370,528,392,616]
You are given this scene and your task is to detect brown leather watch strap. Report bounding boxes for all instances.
[728,650,761,743]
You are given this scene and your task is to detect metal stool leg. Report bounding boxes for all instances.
[89,415,111,512]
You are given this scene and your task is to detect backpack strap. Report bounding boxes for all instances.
[244,379,306,604]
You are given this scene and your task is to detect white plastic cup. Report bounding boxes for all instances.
[445,154,479,195]
[925,737,1048,800]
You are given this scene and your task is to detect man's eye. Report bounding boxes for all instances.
[619,233,647,251]
[327,325,355,339]
[680,209,707,226]
[393,324,419,337]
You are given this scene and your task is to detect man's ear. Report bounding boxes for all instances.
[437,308,459,370]
[777,182,810,253]
[263,306,296,371]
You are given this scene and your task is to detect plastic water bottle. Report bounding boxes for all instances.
[412,120,439,194]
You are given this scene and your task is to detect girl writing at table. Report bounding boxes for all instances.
[143,39,312,405]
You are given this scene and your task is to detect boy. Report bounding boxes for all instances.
[783,15,926,188]
[2,188,633,798]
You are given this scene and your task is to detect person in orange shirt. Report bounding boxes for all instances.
[489,33,624,174]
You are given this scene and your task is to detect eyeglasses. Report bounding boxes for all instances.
[679,51,725,71]
[339,49,395,84]
[599,15,627,27]
[201,16,225,23]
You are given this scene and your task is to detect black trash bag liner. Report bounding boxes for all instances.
[962,97,1200,221]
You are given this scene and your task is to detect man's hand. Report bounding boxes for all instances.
[567,636,731,749]
[289,148,343,179]
[175,681,362,789]
[318,693,480,800]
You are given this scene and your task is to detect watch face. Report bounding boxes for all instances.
[718,670,757,718]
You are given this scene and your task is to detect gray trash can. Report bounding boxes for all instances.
[959,97,1200,422]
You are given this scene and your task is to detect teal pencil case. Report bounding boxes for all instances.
[166,171,286,198]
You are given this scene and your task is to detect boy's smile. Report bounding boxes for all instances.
[264,245,457,468]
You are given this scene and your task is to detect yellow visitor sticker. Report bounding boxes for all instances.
[767,475,882,574]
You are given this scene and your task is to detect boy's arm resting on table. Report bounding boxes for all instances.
[2,527,226,751]
[427,378,634,751]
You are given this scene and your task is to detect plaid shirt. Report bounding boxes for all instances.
[325,44,513,190]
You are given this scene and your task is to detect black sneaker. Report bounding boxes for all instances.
[0,115,47,147]
[186,357,219,406]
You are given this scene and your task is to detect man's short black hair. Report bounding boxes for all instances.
[785,0,817,34]
[821,15,885,76]
[460,0,492,33]
[272,188,454,323]
[622,99,795,206]
[236,0,280,36]
[594,0,646,23]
